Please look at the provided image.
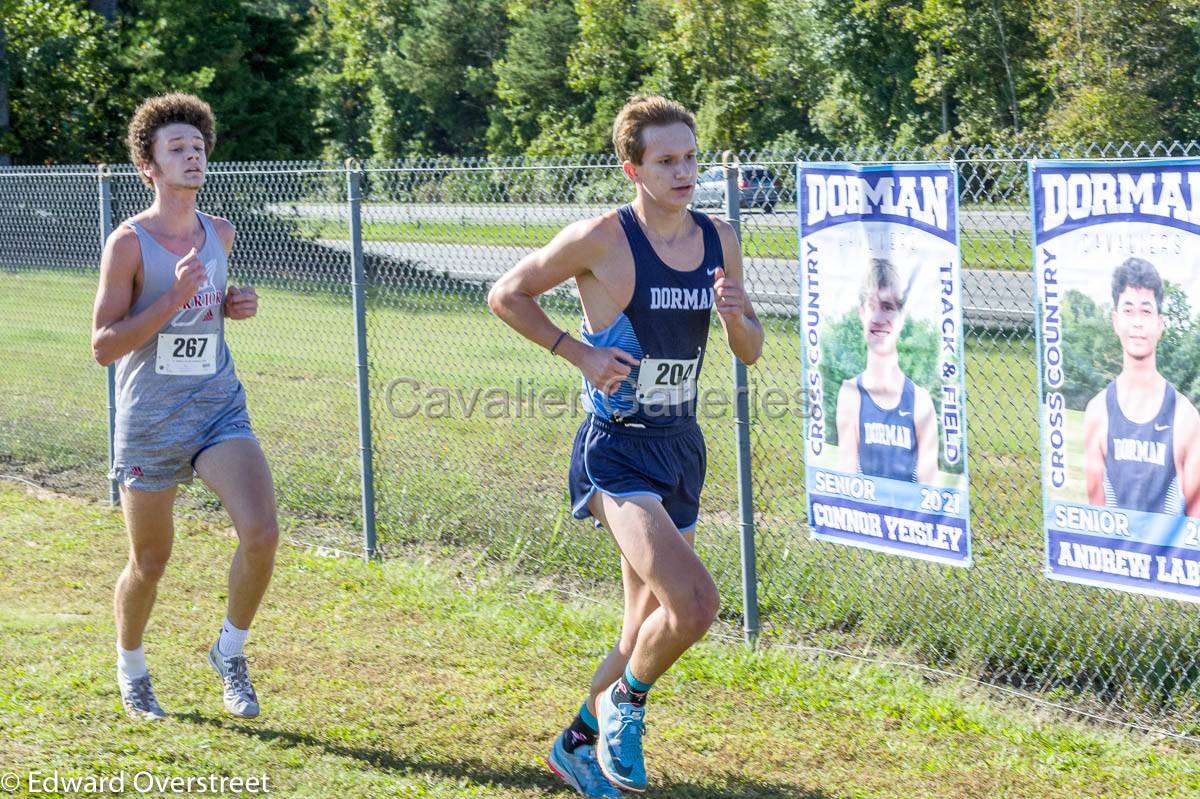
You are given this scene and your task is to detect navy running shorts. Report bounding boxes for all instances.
[568,414,707,533]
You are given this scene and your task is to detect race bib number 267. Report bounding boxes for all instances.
[156,333,217,375]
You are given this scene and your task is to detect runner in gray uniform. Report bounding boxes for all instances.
[113,212,248,478]
[91,94,278,720]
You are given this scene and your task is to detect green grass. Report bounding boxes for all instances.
[6,268,1200,734]
[292,218,1035,271]
[2,481,1199,798]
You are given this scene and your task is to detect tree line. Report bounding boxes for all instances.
[2,0,1199,165]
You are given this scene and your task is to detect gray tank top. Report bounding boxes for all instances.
[113,212,246,449]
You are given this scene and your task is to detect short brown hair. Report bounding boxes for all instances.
[860,258,906,309]
[612,95,696,164]
[126,93,216,187]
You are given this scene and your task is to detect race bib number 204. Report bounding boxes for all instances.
[156,333,217,375]
[636,357,699,405]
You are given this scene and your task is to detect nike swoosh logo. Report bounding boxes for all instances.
[899,410,912,417]
[1155,424,1171,431]
[706,267,719,276]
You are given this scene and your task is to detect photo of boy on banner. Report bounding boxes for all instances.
[1082,258,1200,516]
[800,162,970,567]
[1034,158,1200,603]
[836,258,939,485]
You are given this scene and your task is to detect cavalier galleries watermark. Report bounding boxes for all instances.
[383,377,818,421]
[1,770,270,795]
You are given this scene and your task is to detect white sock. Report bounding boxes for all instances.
[217,618,249,658]
[117,644,148,685]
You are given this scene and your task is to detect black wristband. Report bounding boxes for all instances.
[550,330,568,355]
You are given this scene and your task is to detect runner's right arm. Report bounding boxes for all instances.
[91,228,206,366]
[488,219,638,395]
[1082,393,1107,506]
[835,379,860,473]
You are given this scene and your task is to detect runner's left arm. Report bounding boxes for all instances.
[211,216,256,321]
[1177,397,1200,517]
[914,386,938,484]
[712,219,763,364]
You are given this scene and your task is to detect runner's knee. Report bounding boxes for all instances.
[617,627,640,657]
[673,578,719,641]
[618,585,658,650]
[240,516,279,556]
[128,548,170,583]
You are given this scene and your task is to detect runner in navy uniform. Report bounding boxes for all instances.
[1084,258,1200,515]
[489,96,763,796]
[836,259,937,483]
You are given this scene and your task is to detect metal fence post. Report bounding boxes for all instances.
[722,150,760,645]
[346,160,378,560]
[98,164,118,507]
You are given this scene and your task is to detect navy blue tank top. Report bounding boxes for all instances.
[581,205,721,429]
[1104,380,1181,514]
[857,375,918,482]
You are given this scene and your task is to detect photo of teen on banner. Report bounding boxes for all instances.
[800,162,971,567]
[1034,159,1200,603]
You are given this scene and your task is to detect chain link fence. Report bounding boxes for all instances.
[4,140,1200,740]
[0,166,109,496]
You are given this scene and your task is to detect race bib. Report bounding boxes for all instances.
[156,333,217,375]
[635,357,699,406]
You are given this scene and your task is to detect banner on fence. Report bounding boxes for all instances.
[799,162,971,566]
[1034,158,1200,602]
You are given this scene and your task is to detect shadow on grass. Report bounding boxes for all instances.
[178,710,837,798]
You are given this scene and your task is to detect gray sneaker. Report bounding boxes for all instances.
[207,643,260,718]
[119,672,167,720]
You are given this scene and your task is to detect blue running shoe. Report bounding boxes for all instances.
[596,681,647,792]
[546,734,621,798]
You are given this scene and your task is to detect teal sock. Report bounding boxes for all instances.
[579,701,598,730]
[612,665,653,706]
[562,701,598,753]
[623,665,653,693]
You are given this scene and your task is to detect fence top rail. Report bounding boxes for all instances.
[357,162,624,174]
[3,139,1200,176]
[194,167,347,176]
[0,170,100,178]
[5,144,1200,177]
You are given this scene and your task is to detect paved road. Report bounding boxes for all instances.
[321,238,1033,328]
[277,202,1029,233]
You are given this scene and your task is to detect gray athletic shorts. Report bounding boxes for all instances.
[109,402,257,493]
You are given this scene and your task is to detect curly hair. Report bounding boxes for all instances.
[611,95,695,165]
[126,93,216,187]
